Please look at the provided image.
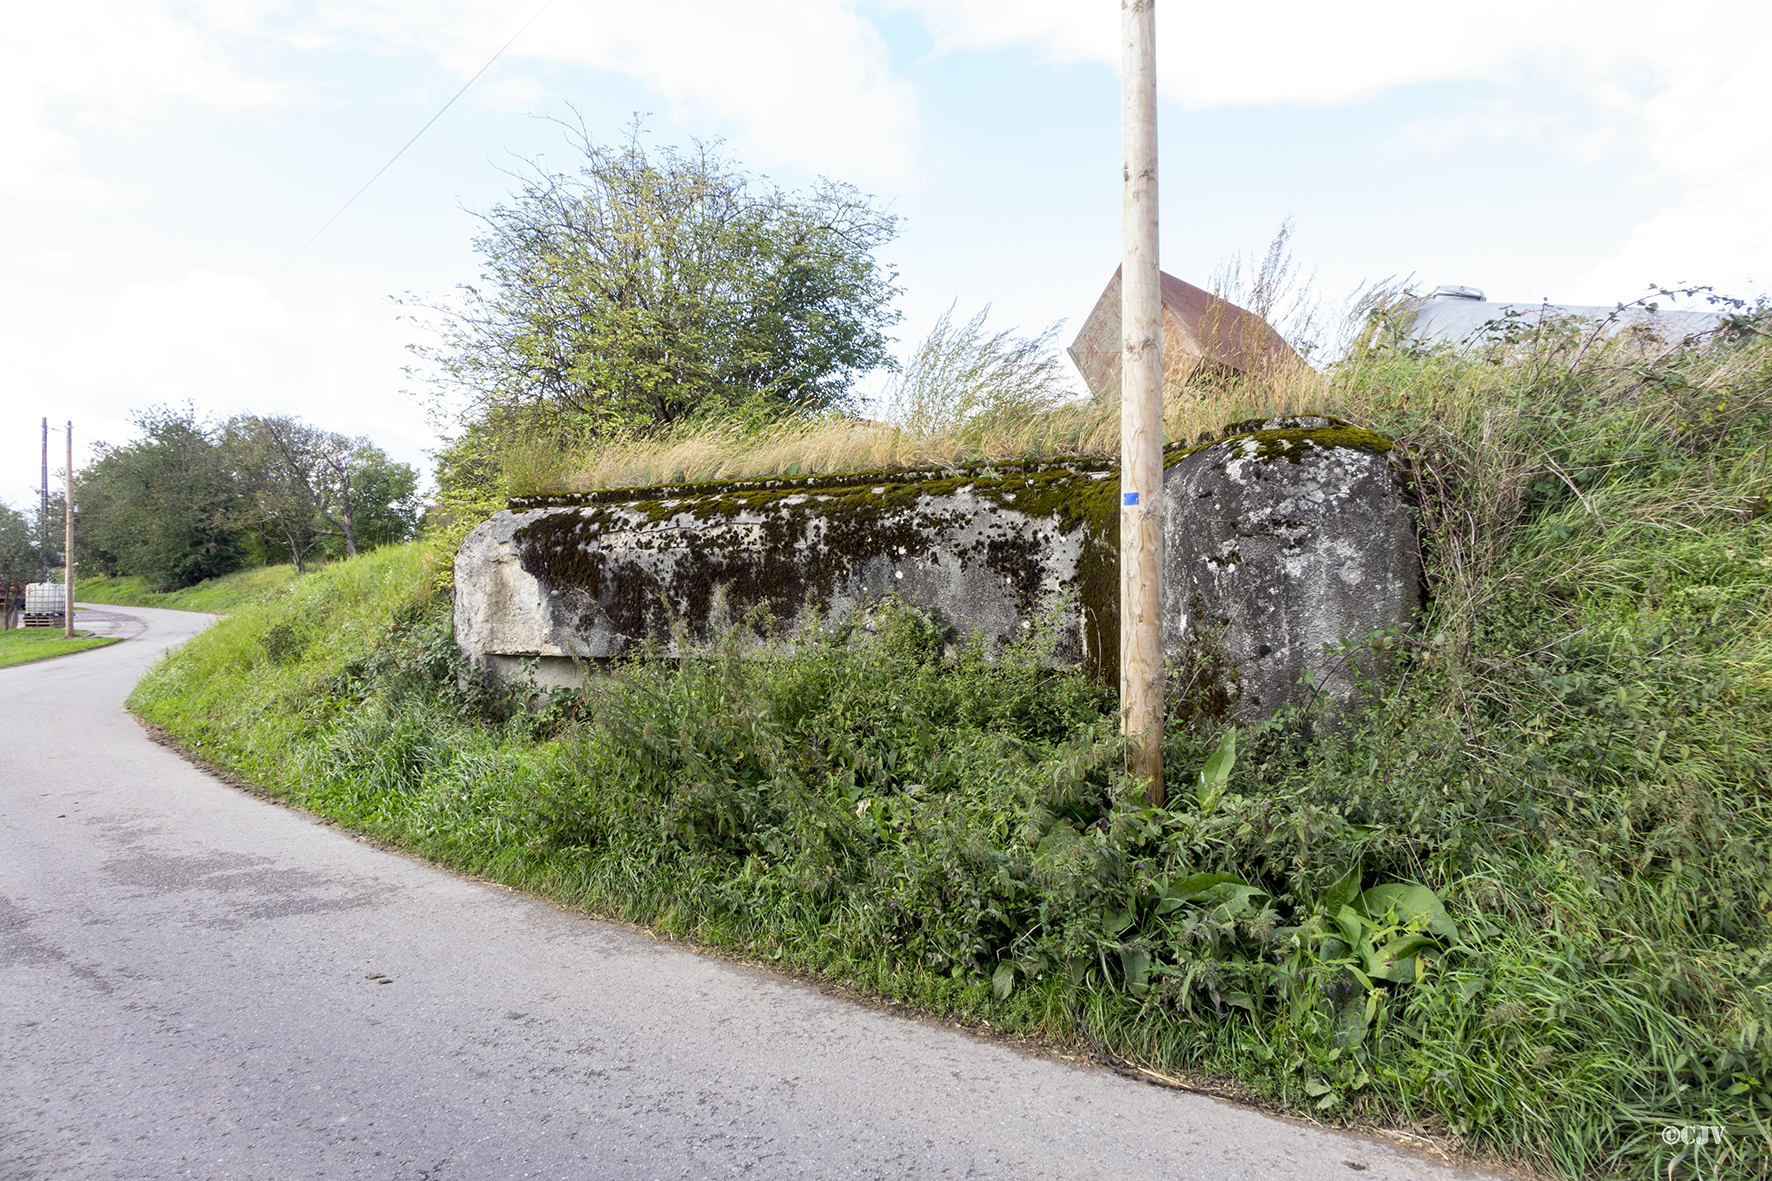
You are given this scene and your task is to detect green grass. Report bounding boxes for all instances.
[0,629,121,668]
[131,321,1772,1180]
[77,564,302,613]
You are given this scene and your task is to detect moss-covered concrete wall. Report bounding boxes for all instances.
[454,416,1419,717]
[1162,418,1418,718]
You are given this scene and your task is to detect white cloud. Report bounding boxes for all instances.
[100,271,432,451]
[0,269,434,500]
[2,0,922,206]
[108,270,313,392]
[1386,102,1553,155]
[0,1,285,203]
[296,0,921,185]
[570,0,918,186]
[1568,163,1772,300]
[892,1,1110,67]
[889,1,1772,297]
[471,74,551,114]
[1560,25,1771,297]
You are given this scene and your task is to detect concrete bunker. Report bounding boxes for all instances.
[453,416,1420,721]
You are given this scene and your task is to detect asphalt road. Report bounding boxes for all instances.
[1,605,1510,1181]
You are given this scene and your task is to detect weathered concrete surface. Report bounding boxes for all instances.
[455,418,1420,715]
[457,460,1120,689]
[1163,418,1421,720]
[0,605,1508,1181]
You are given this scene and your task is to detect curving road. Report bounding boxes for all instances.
[1,605,1509,1180]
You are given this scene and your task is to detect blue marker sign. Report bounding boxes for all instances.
[1122,491,1139,506]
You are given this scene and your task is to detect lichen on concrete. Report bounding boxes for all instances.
[459,456,1122,687]
[1161,421,1418,720]
[455,418,1420,714]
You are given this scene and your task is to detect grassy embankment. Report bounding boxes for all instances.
[131,322,1772,1180]
[0,562,287,666]
[78,564,301,613]
[0,629,120,668]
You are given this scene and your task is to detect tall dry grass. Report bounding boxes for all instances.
[494,257,1737,499]
[481,222,1429,496]
[503,360,1352,495]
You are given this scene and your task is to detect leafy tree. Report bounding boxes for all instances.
[70,408,420,584]
[75,406,245,589]
[406,121,902,442]
[312,439,423,557]
[0,501,39,592]
[226,416,420,572]
[226,416,329,573]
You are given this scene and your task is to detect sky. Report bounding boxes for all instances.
[4,0,1769,510]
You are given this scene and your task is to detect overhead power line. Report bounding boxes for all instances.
[270,0,556,279]
[120,0,555,404]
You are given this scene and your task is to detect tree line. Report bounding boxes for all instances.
[70,406,421,589]
[0,499,42,592]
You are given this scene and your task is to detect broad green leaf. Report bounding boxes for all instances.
[1157,871,1247,914]
[1120,945,1151,992]
[1356,882,1460,941]
[1208,883,1270,919]
[991,962,1016,1001]
[1196,728,1238,810]
[1168,871,1247,899]
[1334,904,1373,948]
[1365,933,1437,982]
[1322,862,1363,913]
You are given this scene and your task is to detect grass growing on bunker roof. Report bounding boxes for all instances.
[134,310,1772,1180]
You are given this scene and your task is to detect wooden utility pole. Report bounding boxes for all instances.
[1121,0,1164,804]
[40,417,50,584]
[64,422,74,638]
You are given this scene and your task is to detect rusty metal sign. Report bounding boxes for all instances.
[1067,266,1299,399]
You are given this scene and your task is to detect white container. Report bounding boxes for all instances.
[24,583,65,614]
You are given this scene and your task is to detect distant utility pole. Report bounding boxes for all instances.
[40,417,50,584]
[64,421,75,638]
[1121,0,1165,804]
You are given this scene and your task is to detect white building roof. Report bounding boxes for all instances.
[1407,287,1723,347]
